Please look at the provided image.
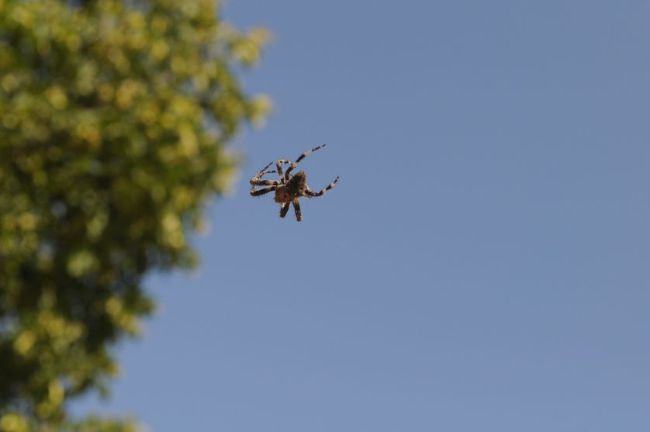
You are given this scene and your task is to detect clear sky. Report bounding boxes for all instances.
[74,0,650,430]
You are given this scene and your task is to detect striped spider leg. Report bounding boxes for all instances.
[274,159,293,179]
[283,144,327,181]
[305,176,340,197]
[249,162,279,196]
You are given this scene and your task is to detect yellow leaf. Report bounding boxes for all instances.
[46,86,67,110]
[0,413,29,432]
[14,331,36,356]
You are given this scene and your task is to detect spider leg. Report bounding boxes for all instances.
[305,176,339,197]
[250,179,279,187]
[250,186,276,197]
[292,199,302,222]
[284,144,327,180]
[250,162,277,183]
[275,159,293,179]
[253,161,273,177]
[295,144,326,164]
[279,202,290,218]
[250,162,279,194]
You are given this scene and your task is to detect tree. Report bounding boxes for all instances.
[0,0,269,429]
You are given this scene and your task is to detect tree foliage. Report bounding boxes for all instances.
[0,0,269,429]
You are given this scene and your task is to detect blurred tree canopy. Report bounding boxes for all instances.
[0,0,269,429]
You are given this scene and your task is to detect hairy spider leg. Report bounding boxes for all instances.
[250,179,279,187]
[284,144,327,180]
[250,187,276,197]
[280,202,290,218]
[305,176,340,197]
[292,199,302,222]
[250,162,279,193]
[275,160,293,179]
[249,175,279,196]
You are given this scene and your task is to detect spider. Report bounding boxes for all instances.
[250,144,339,222]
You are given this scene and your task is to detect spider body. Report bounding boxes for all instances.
[250,145,339,222]
[274,171,306,203]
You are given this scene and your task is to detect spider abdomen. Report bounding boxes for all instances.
[274,186,293,204]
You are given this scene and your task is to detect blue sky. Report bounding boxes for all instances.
[75,0,650,430]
